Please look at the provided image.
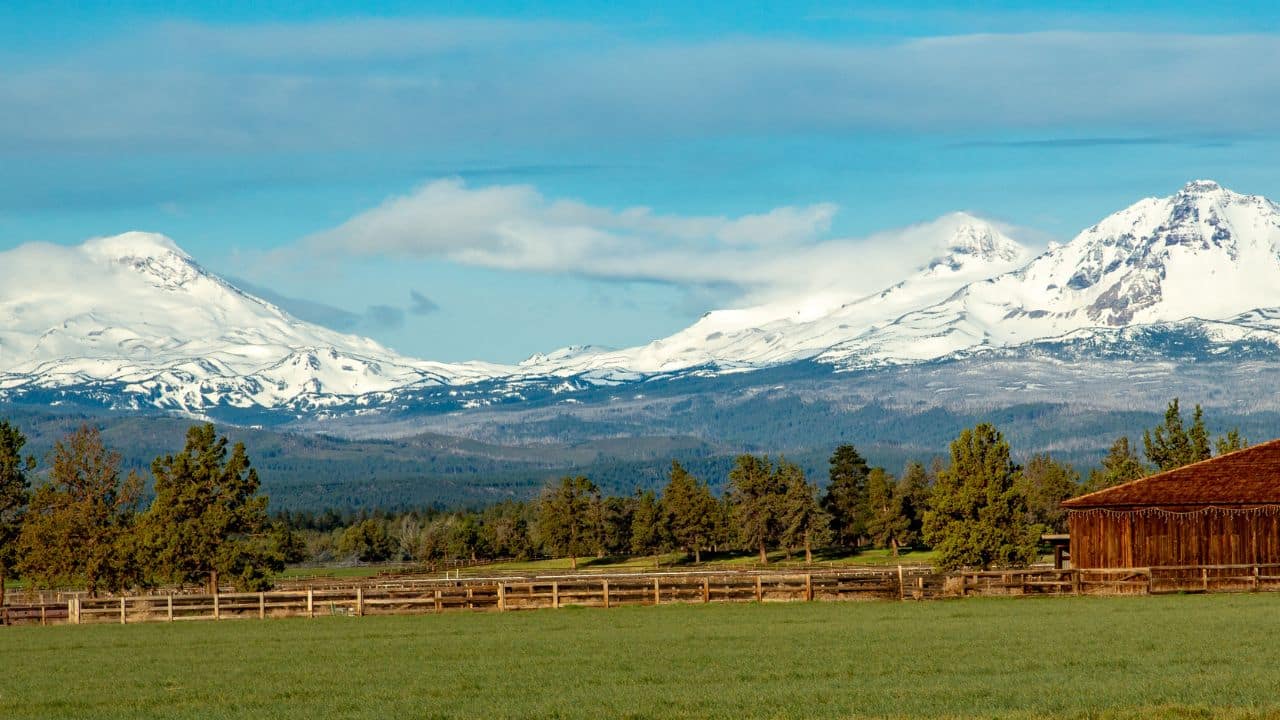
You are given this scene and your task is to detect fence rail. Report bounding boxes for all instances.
[11,563,1280,627]
[2,567,942,626]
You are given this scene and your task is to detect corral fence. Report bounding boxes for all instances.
[1,566,941,626]
[10,563,1280,627]
[955,562,1280,596]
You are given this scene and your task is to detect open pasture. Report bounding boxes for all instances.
[4,594,1280,719]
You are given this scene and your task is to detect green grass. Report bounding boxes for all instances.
[5,594,1280,719]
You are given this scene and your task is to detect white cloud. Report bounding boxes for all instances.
[302,178,1038,304]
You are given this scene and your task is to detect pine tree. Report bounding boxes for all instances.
[729,454,782,564]
[923,424,1037,570]
[629,489,666,557]
[864,467,910,555]
[1016,454,1080,533]
[141,423,279,592]
[1144,399,1215,471]
[1082,436,1147,493]
[1215,428,1247,456]
[895,461,932,549]
[662,460,717,563]
[822,444,870,548]
[0,420,33,607]
[17,425,142,596]
[777,460,830,563]
[536,475,600,570]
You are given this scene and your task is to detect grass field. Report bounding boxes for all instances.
[5,593,1280,719]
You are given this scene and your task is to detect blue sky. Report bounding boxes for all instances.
[3,1,1280,361]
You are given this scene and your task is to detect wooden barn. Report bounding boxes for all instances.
[1062,439,1280,569]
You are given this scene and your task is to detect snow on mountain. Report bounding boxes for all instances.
[0,232,504,411]
[519,213,1032,377]
[819,180,1280,368]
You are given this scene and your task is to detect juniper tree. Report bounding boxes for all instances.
[864,467,911,555]
[923,424,1037,570]
[1143,399,1214,471]
[17,425,142,596]
[0,420,34,605]
[662,460,717,563]
[777,459,830,563]
[142,423,280,592]
[1215,428,1247,456]
[822,444,870,548]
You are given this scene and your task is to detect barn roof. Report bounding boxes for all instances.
[1063,438,1280,509]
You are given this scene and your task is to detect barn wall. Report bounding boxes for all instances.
[1068,507,1280,568]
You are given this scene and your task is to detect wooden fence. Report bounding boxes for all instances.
[1,567,942,626]
[13,563,1280,627]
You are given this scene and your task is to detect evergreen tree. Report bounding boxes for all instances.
[17,426,142,596]
[536,475,600,570]
[1016,454,1080,533]
[662,460,717,562]
[1215,428,1247,456]
[1082,436,1147,493]
[629,489,666,557]
[729,454,782,564]
[142,423,280,592]
[822,444,870,548]
[923,424,1037,570]
[864,467,911,555]
[337,518,397,562]
[777,460,830,563]
[1144,399,1212,471]
[0,420,33,606]
[600,495,636,556]
[895,461,932,549]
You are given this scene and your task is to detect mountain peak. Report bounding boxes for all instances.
[1178,179,1224,196]
[83,232,189,262]
[926,213,1029,272]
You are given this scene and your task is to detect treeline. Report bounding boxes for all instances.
[0,398,1248,600]
[277,398,1248,573]
[0,422,297,601]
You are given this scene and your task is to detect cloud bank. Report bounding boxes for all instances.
[303,178,1036,305]
[2,23,1279,154]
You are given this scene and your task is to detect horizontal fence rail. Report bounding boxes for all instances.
[10,563,1280,627]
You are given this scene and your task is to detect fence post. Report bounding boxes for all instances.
[897,565,904,601]
[916,575,924,601]
[805,574,812,602]
[755,576,763,603]
[1072,570,1081,595]
[702,578,710,603]
[70,597,80,625]
[40,604,46,626]
[434,589,442,614]
[259,592,266,620]
[653,578,660,606]
[307,588,314,619]
[213,591,220,621]
[497,583,505,612]
[167,594,174,622]
[552,581,560,609]
[1253,566,1260,592]
[602,580,610,609]
[1202,567,1209,592]
[120,596,126,625]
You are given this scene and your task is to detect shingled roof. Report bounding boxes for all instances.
[1063,438,1280,509]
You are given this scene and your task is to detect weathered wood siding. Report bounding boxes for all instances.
[1069,507,1280,568]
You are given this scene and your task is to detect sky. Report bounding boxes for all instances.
[2,1,1280,362]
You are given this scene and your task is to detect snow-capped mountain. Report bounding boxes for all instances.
[517,213,1032,378]
[818,180,1280,368]
[5,180,1280,421]
[0,232,503,412]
